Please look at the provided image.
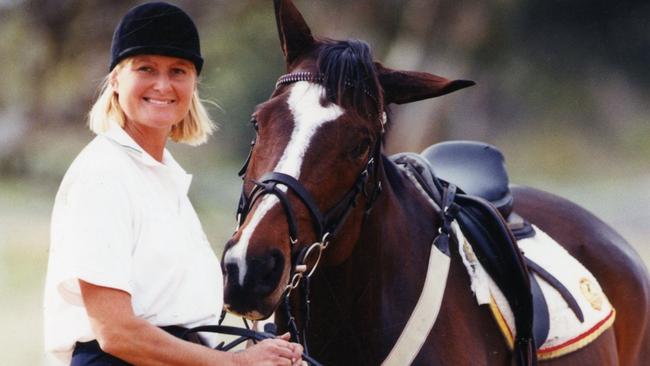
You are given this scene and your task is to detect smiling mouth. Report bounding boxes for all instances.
[144,97,175,105]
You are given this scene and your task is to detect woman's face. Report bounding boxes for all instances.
[113,55,196,132]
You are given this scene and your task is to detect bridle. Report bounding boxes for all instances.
[238,158,380,282]
[234,70,384,353]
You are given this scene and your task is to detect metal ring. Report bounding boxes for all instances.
[236,214,242,231]
[285,272,303,293]
[321,232,331,243]
[320,232,331,249]
[302,242,324,278]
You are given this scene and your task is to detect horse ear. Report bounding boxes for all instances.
[274,0,315,68]
[375,62,475,105]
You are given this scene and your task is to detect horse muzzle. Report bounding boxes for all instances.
[222,243,288,320]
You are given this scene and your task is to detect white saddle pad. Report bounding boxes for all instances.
[453,222,615,360]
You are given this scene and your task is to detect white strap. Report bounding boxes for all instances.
[381,245,451,366]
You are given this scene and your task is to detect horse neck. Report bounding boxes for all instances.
[358,154,441,283]
[305,154,443,362]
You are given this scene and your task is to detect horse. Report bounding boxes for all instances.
[221,1,650,365]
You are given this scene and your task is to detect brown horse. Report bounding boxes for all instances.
[222,1,650,365]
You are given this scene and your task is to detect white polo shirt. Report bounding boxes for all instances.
[43,122,223,363]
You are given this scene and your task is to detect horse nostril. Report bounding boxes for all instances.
[262,252,279,280]
[248,249,285,296]
[224,263,239,282]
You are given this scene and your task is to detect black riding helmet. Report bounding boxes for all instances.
[109,1,203,74]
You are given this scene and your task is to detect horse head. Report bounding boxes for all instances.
[222,0,474,320]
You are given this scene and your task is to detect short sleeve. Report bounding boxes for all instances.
[49,170,136,305]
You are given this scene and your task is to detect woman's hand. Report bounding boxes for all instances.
[79,280,304,365]
[233,333,304,366]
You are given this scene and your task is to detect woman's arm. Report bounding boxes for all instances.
[79,280,302,366]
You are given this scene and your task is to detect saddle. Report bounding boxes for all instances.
[390,141,554,366]
[422,141,535,239]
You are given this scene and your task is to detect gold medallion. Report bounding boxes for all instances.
[580,277,603,311]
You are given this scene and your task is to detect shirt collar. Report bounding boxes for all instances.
[101,121,193,194]
[102,121,162,167]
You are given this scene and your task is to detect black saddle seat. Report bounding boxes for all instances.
[421,141,513,218]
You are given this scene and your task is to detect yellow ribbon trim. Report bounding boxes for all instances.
[487,297,616,360]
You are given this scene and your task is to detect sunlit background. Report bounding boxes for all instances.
[0,0,648,364]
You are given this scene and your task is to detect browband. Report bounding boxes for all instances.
[275,71,378,102]
[275,71,324,89]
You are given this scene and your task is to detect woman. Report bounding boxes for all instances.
[43,2,303,365]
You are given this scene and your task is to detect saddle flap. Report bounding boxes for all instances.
[453,194,536,362]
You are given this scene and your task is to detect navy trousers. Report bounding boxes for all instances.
[70,326,201,366]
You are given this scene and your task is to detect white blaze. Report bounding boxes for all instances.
[224,82,344,285]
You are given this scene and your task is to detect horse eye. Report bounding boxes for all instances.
[250,117,259,131]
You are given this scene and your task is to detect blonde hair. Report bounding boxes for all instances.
[88,59,216,146]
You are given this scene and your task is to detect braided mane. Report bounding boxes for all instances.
[317,39,383,119]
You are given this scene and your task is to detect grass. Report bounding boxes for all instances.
[0,178,53,365]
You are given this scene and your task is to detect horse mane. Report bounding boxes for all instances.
[316,39,384,120]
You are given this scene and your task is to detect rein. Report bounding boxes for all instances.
[234,71,384,359]
[182,321,323,366]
